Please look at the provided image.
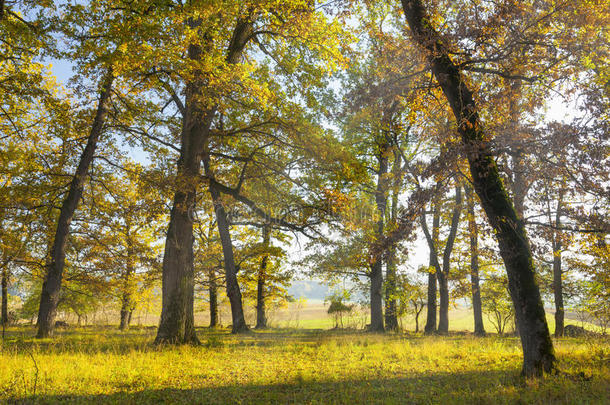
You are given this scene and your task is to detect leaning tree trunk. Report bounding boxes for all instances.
[422,196,441,334]
[208,183,248,333]
[256,225,271,329]
[400,0,555,376]
[465,185,485,336]
[37,71,114,338]
[553,192,565,337]
[209,268,218,328]
[437,185,462,334]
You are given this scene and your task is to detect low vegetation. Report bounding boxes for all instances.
[1,326,608,404]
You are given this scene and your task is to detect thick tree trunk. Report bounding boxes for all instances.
[156,17,253,343]
[155,28,211,344]
[370,137,390,332]
[400,0,555,376]
[37,72,114,338]
[553,193,564,337]
[209,184,248,333]
[1,267,7,327]
[209,269,218,328]
[466,185,485,336]
[119,298,131,331]
[256,225,270,329]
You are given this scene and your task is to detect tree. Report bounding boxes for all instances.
[482,273,514,336]
[399,0,555,376]
[421,183,462,334]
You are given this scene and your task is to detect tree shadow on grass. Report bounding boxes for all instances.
[14,369,605,405]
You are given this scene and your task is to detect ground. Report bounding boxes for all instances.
[1,326,608,404]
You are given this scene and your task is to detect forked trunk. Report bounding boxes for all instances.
[37,71,114,338]
[209,183,248,333]
[400,0,555,376]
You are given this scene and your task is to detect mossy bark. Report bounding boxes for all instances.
[209,269,219,328]
[400,0,555,376]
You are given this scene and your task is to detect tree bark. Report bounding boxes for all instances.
[37,71,114,338]
[209,268,218,328]
[553,192,564,337]
[400,0,555,376]
[256,225,271,329]
[465,185,485,336]
[1,267,7,327]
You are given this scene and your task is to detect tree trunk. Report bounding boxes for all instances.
[437,185,462,334]
[422,196,440,334]
[156,17,253,343]
[37,71,114,338]
[1,267,8,327]
[370,136,390,332]
[120,234,135,331]
[400,0,555,376]
[256,225,270,329]
[553,193,564,337]
[119,299,131,331]
[209,183,248,333]
[209,268,218,328]
[385,152,402,331]
[155,26,211,344]
[465,185,485,336]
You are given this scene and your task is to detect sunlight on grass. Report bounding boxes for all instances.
[1,326,608,404]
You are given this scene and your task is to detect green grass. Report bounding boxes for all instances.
[1,326,608,404]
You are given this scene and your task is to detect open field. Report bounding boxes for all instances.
[1,326,608,404]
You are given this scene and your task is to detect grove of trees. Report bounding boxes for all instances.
[1,0,608,378]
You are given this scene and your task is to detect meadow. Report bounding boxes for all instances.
[1,323,608,404]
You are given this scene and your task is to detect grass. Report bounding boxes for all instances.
[1,325,609,404]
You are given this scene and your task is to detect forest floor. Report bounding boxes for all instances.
[1,326,609,404]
